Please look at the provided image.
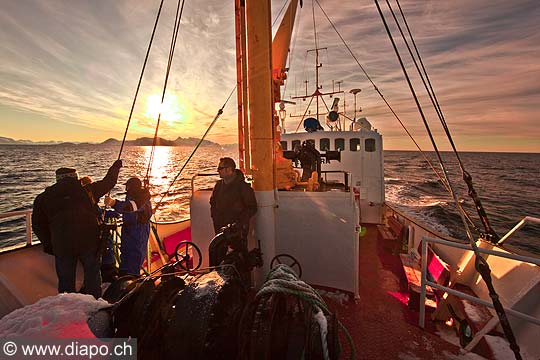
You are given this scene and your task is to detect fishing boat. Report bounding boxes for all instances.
[1,0,539,359]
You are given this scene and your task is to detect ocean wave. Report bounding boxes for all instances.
[384,177,401,184]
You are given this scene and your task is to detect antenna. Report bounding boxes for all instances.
[349,88,362,121]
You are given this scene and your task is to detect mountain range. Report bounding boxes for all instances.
[0,136,222,147]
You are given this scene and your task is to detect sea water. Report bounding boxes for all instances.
[0,145,538,254]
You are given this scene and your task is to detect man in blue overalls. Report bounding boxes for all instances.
[105,177,152,276]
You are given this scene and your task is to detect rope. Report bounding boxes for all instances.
[385,0,488,238]
[254,265,356,359]
[311,0,480,231]
[312,2,441,184]
[378,1,519,357]
[144,0,187,185]
[152,86,237,217]
[271,0,290,28]
[117,0,165,160]
[281,0,301,101]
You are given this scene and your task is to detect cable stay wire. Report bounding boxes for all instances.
[312,0,459,200]
[393,0,498,242]
[382,0,482,233]
[312,0,479,233]
[145,0,187,187]
[152,86,238,218]
[281,0,302,101]
[374,0,474,245]
[117,0,166,160]
[376,1,521,357]
[271,0,290,28]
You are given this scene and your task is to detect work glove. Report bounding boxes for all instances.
[104,195,116,207]
[112,159,123,169]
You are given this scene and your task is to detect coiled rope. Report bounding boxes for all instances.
[253,265,356,360]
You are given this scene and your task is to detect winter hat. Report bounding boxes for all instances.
[125,177,142,190]
[55,167,79,182]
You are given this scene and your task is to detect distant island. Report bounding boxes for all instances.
[0,136,227,147]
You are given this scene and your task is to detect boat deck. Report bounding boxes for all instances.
[0,245,83,319]
[321,224,467,359]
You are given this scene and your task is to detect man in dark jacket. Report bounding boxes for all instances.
[210,157,257,236]
[104,177,152,276]
[32,160,122,298]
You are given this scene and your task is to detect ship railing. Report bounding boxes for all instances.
[497,216,540,245]
[418,218,540,351]
[320,170,350,191]
[0,209,34,247]
[190,173,219,195]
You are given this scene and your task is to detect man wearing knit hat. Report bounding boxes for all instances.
[104,176,152,276]
[32,159,123,299]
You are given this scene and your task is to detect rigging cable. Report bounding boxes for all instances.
[117,0,166,160]
[393,0,499,243]
[281,0,302,101]
[379,0,482,234]
[271,0,290,28]
[376,1,521,358]
[312,0,456,200]
[153,86,237,217]
[145,0,187,186]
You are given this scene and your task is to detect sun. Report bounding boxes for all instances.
[145,93,186,123]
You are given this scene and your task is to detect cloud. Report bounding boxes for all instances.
[0,0,538,151]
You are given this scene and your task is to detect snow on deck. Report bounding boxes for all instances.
[0,293,109,338]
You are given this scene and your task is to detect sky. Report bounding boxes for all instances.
[0,0,538,152]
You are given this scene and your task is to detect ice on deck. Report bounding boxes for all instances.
[0,293,109,338]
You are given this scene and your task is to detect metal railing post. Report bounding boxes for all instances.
[418,232,540,337]
[26,212,32,245]
[498,216,540,245]
[419,237,428,328]
[0,210,34,249]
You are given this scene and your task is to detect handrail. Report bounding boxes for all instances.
[190,173,219,196]
[498,216,540,245]
[418,236,540,350]
[321,170,350,190]
[0,209,33,246]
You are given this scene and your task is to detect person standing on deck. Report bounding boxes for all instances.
[210,157,257,237]
[80,175,119,283]
[32,160,122,299]
[104,177,152,277]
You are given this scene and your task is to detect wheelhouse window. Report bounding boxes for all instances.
[280,141,288,151]
[365,138,376,152]
[292,140,301,150]
[350,138,360,151]
[335,138,345,151]
[320,138,330,151]
[306,139,315,148]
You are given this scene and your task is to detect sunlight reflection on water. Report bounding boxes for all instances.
[0,144,237,246]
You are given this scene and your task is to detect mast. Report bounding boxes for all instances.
[235,0,250,172]
[271,0,299,104]
[291,45,343,130]
[245,0,276,279]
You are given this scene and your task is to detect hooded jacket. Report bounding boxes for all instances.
[210,169,257,233]
[32,162,121,256]
[112,187,152,275]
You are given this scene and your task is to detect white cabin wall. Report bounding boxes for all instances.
[358,132,384,223]
[281,129,384,223]
[275,191,359,297]
[189,190,215,268]
[512,284,540,360]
